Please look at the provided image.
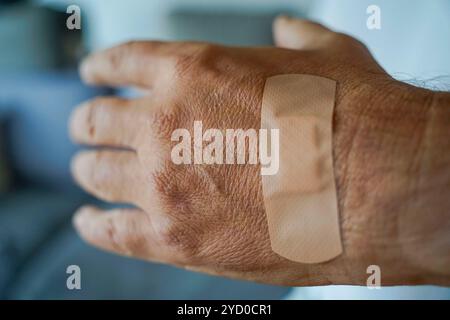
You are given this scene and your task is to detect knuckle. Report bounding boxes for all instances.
[156,217,199,260]
[82,97,128,142]
[151,169,203,260]
[105,216,121,251]
[89,152,107,187]
[194,43,225,69]
[81,100,97,139]
[333,32,368,51]
[124,40,151,58]
[109,46,128,70]
[84,98,102,116]
[82,97,107,139]
[151,104,185,142]
[174,43,225,78]
[109,40,142,70]
[121,40,143,55]
[88,152,126,202]
[194,43,222,60]
[106,215,143,255]
[333,32,353,42]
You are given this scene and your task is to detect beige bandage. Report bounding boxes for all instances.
[261,74,342,263]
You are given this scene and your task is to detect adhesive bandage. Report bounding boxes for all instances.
[260,74,342,263]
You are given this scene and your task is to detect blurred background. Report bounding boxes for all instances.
[0,0,449,299]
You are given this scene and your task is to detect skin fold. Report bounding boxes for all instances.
[69,16,450,286]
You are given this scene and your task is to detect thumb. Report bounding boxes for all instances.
[273,15,335,50]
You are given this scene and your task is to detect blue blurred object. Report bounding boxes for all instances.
[310,0,450,87]
[167,9,292,46]
[0,5,63,70]
[0,111,12,193]
[7,225,288,299]
[0,71,108,191]
[0,188,86,298]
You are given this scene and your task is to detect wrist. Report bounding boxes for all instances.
[334,79,450,285]
[400,89,450,284]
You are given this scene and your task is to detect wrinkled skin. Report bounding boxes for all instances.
[70,17,450,286]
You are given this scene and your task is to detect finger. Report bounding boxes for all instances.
[73,206,157,259]
[273,15,335,50]
[69,96,144,148]
[71,150,146,205]
[80,41,179,88]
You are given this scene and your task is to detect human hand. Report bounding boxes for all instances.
[69,16,449,286]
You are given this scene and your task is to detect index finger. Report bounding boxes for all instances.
[79,40,178,89]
